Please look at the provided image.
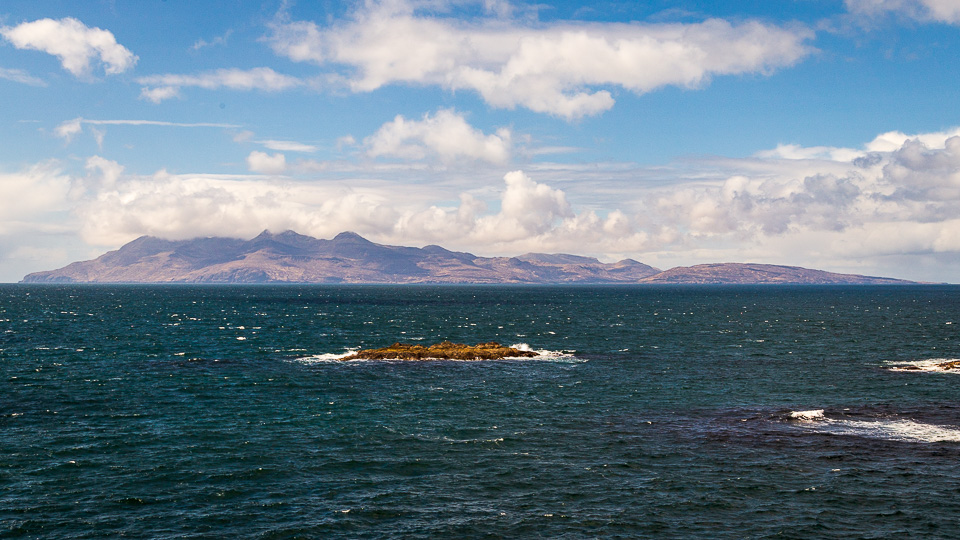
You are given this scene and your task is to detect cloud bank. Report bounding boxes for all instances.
[56,124,960,278]
[8,123,960,281]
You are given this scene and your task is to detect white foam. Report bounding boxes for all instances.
[509,343,581,362]
[822,419,960,443]
[887,358,960,372]
[789,409,825,421]
[792,415,960,443]
[294,350,357,363]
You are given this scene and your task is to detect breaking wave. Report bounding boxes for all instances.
[784,409,960,443]
[788,409,825,421]
[886,358,960,373]
[295,350,358,364]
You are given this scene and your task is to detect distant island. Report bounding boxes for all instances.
[21,230,914,285]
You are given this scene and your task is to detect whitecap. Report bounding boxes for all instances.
[813,419,960,443]
[789,409,825,421]
[788,411,960,443]
[509,343,581,362]
[886,358,960,372]
[294,350,357,363]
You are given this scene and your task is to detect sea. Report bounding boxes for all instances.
[2,284,960,538]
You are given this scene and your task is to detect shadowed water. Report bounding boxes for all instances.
[2,284,959,538]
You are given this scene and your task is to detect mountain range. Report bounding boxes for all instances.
[21,230,914,285]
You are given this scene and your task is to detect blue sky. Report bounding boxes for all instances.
[2,0,960,282]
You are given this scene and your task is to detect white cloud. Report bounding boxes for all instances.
[139,86,181,103]
[864,127,960,152]
[257,140,317,153]
[336,135,357,150]
[0,67,46,86]
[846,0,960,23]
[266,2,813,119]
[15,125,960,282]
[364,109,512,163]
[55,118,84,142]
[473,170,573,240]
[54,117,242,143]
[84,156,123,190]
[137,67,303,102]
[73,166,649,257]
[0,162,74,237]
[192,30,233,50]
[0,17,137,77]
[246,151,287,174]
[76,171,402,246]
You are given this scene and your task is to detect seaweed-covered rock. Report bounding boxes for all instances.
[341,341,538,361]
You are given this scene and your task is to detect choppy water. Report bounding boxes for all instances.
[2,284,960,538]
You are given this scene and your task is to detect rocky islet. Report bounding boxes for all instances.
[341,341,539,361]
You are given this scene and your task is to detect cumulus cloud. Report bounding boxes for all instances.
[137,67,303,103]
[0,17,137,77]
[265,1,813,119]
[630,127,960,273]
[76,127,960,266]
[84,155,124,190]
[846,0,960,23]
[246,151,287,174]
[73,166,650,256]
[76,171,403,246]
[364,109,512,163]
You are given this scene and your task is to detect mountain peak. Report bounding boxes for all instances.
[333,231,372,243]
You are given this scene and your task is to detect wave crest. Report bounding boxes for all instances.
[887,358,960,373]
[785,408,960,443]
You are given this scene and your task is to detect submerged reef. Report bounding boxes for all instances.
[341,341,539,361]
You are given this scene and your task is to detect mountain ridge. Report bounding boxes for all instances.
[21,230,915,285]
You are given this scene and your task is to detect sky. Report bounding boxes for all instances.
[2,0,960,282]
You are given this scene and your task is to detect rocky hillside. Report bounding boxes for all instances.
[21,231,916,285]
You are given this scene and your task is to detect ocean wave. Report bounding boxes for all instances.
[294,350,358,363]
[886,358,960,373]
[788,409,825,421]
[509,343,580,362]
[785,409,960,443]
[813,419,960,443]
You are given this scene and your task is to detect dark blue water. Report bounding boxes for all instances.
[2,285,960,538]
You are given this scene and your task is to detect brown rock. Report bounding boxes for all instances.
[341,341,539,361]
